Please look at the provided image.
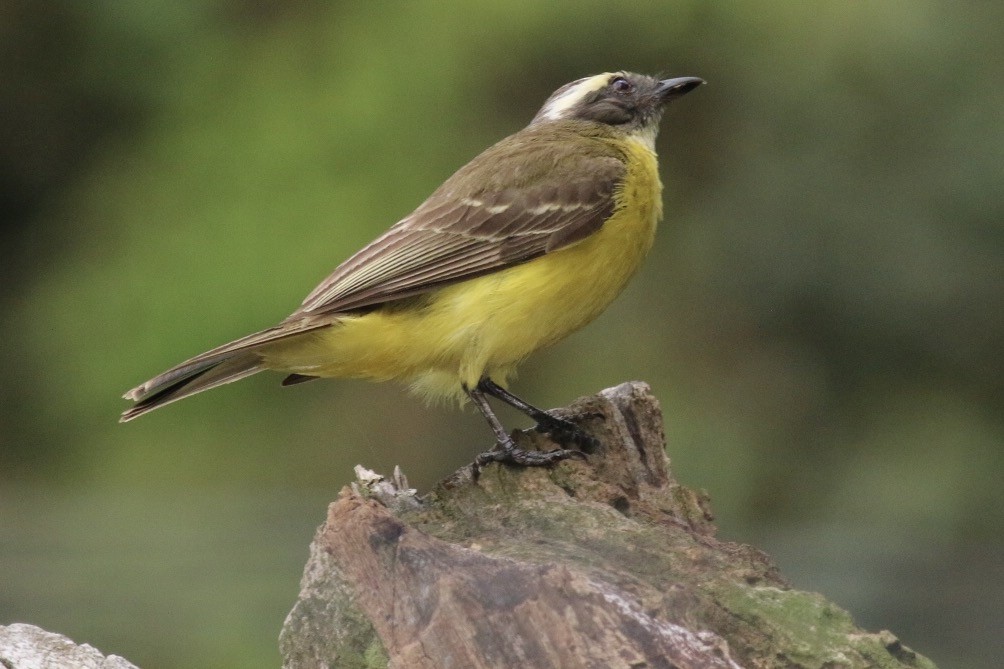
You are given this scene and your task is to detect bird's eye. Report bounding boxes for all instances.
[611,77,633,93]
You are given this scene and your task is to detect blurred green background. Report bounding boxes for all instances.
[1,1,1001,667]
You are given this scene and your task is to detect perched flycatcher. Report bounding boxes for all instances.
[122,71,704,469]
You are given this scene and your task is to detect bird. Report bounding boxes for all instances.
[121,71,704,470]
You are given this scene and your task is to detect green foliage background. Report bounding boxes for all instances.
[1,2,1000,667]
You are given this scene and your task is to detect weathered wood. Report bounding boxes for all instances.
[0,623,139,669]
[280,381,937,669]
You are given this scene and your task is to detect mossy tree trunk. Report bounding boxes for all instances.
[280,382,936,669]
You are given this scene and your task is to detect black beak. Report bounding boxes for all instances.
[656,76,705,102]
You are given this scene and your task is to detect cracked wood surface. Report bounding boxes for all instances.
[280,381,937,669]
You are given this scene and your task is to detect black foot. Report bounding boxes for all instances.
[472,439,586,478]
[473,379,602,454]
[534,414,601,453]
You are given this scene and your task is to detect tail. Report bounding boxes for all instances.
[120,353,264,422]
[120,319,331,422]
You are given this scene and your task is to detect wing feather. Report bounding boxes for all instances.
[297,130,626,316]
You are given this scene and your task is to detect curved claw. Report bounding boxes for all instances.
[533,416,600,453]
[472,444,586,478]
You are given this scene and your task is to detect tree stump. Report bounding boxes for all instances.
[279,381,936,669]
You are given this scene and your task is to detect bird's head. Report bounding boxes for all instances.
[531,71,704,146]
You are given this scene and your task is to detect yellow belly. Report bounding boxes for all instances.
[263,138,662,401]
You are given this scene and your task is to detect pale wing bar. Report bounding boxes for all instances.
[297,163,623,316]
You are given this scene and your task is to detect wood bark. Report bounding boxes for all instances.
[279,381,937,669]
[0,623,139,669]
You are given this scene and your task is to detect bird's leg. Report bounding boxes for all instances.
[465,383,584,475]
[477,379,599,452]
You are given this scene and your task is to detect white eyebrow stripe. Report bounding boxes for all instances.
[540,73,612,120]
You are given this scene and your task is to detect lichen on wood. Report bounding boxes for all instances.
[280,381,936,669]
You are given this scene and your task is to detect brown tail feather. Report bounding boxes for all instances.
[120,354,264,422]
[120,319,333,422]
